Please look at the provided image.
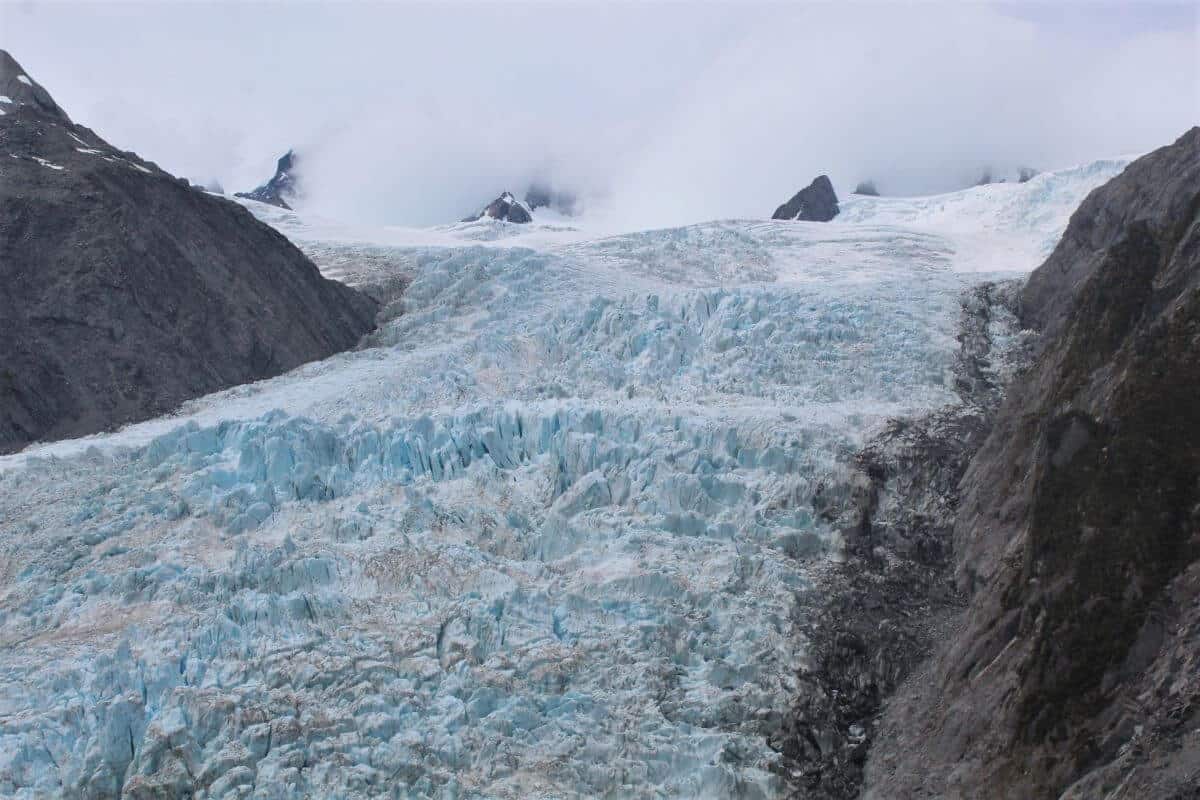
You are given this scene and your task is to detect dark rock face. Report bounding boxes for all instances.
[524,183,577,216]
[1018,166,1038,183]
[235,150,299,209]
[0,50,68,121]
[772,175,839,221]
[465,191,532,224]
[774,281,1032,798]
[852,180,880,196]
[863,127,1200,798]
[0,51,377,454]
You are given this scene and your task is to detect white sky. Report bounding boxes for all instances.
[3,1,1197,227]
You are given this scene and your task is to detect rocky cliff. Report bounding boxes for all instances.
[863,128,1200,798]
[0,51,377,454]
[772,175,839,221]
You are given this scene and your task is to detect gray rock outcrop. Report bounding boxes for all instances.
[852,180,880,196]
[464,191,532,224]
[775,281,1033,798]
[977,166,1039,186]
[235,150,299,209]
[0,50,378,454]
[772,175,839,221]
[0,50,68,121]
[863,127,1200,798]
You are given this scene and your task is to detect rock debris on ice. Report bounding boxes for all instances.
[0,157,1132,798]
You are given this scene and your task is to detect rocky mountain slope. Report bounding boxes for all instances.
[0,51,377,454]
[0,50,68,120]
[863,127,1200,798]
[776,279,1034,798]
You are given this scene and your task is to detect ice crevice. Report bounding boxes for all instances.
[1,399,852,796]
[0,158,1132,798]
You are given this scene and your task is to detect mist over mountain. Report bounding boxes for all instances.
[0,50,376,453]
[4,2,1194,227]
[2,4,1200,798]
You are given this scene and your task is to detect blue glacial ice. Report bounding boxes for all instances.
[0,157,1129,798]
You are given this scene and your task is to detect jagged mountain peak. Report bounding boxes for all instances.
[0,49,69,121]
[0,52,376,453]
[235,149,300,209]
[772,174,840,221]
[463,190,533,224]
[275,148,296,173]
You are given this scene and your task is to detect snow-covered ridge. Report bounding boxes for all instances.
[230,155,1130,269]
[838,156,1132,272]
[0,157,1131,798]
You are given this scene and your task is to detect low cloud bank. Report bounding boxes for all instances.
[5,2,1196,227]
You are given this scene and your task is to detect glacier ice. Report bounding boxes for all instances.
[0,158,1131,798]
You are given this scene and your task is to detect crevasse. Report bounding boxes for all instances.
[0,157,1129,798]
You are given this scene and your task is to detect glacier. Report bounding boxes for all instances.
[0,158,1129,798]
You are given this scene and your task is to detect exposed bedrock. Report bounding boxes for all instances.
[772,176,840,222]
[0,51,377,454]
[235,149,300,209]
[863,128,1200,798]
[463,192,533,224]
[776,279,1032,797]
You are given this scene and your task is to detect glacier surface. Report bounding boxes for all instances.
[0,158,1129,798]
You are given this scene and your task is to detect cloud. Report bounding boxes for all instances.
[607,3,1198,227]
[3,1,1196,227]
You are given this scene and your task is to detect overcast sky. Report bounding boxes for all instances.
[3,1,1197,227]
